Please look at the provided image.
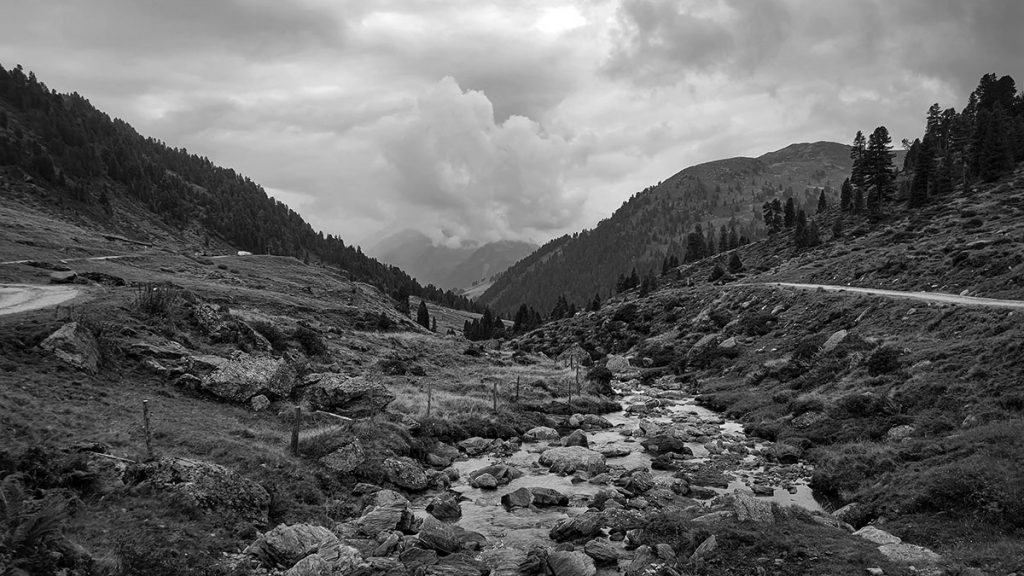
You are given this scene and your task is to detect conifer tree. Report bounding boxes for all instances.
[727,252,744,273]
[909,135,936,206]
[864,126,895,216]
[850,130,867,191]
[784,197,796,228]
[817,190,827,213]
[840,178,853,211]
[416,299,430,328]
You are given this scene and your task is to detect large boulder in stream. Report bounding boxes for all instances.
[467,464,522,487]
[530,487,569,507]
[523,426,560,442]
[549,511,603,542]
[500,487,534,510]
[426,491,463,522]
[547,550,597,576]
[539,447,607,475]
[243,523,338,569]
[303,374,393,416]
[561,429,589,448]
[640,433,691,455]
[568,414,613,429]
[285,541,362,576]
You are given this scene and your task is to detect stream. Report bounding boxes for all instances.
[410,386,822,561]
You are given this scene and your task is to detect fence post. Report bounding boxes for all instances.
[291,406,301,456]
[567,377,572,413]
[142,400,154,460]
[492,380,498,413]
[515,376,520,403]
[427,384,432,418]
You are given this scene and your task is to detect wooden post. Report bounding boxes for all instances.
[492,380,498,412]
[575,365,580,397]
[290,406,301,456]
[426,384,433,418]
[142,400,154,460]
[567,377,572,412]
[515,376,520,403]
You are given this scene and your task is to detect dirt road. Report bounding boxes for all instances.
[760,282,1024,309]
[0,284,80,316]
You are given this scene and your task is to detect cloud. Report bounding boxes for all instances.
[368,77,591,246]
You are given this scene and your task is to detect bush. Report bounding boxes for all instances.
[833,392,888,419]
[810,442,898,499]
[293,326,328,357]
[738,311,775,336]
[585,365,613,394]
[133,283,182,317]
[792,334,825,363]
[866,345,901,376]
[612,303,638,323]
[251,321,287,352]
[707,308,733,328]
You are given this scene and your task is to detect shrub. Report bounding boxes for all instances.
[612,303,638,323]
[708,264,727,282]
[251,321,288,352]
[585,365,613,394]
[738,311,775,336]
[707,308,733,328]
[810,442,898,499]
[833,392,888,419]
[866,345,901,376]
[293,326,328,357]
[133,283,182,317]
[792,334,825,363]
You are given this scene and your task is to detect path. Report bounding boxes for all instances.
[0,284,80,316]
[757,282,1024,309]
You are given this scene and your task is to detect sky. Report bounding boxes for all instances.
[2,0,1022,249]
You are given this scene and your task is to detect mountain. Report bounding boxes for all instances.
[368,229,536,291]
[480,141,864,315]
[0,63,480,312]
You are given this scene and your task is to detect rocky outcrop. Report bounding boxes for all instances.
[457,437,494,455]
[355,489,416,536]
[285,541,361,576]
[201,354,295,403]
[522,426,560,442]
[132,457,269,525]
[539,447,607,474]
[467,464,522,487]
[39,322,100,373]
[549,511,603,542]
[561,429,589,448]
[303,374,394,416]
[853,526,942,566]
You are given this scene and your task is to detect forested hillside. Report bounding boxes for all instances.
[0,63,480,312]
[480,141,855,315]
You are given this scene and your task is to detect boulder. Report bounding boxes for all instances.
[522,426,560,442]
[426,491,463,522]
[457,437,493,456]
[432,552,488,576]
[689,535,717,562]
[686,334,719,362]
[853,526,902,546]
[471,473,498,489]
[583,539,620,565]
[399,547,439,570]
[285,541,362,576]
[201,354,295,403]
[626,545,660,576]
[623,469,655,494]
[39,322,100,373]
[562,429,589,448]
[549,511,603,542]
[304,374,393,416]
[547,551,597,576]
[885,425,915,442]
[821,329,848,354]
[539,447,607,475]
[568,414,613,429]
[134,457,269,525]
[126,338,190,360]
[418,516,463,555]
[530,487,569,507]
[467,464,522,486]
[500,487,534,510]
[640,433,690,455]
[356,490,414,536]
[731,490,775,524]
[244,523,338,568]
[718,337,738,350]
[382,457,429,491]
[320,439,365,474]
[250,395,270,412]
[605,355,632,374]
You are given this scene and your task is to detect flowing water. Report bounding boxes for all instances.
[412,387,821,555]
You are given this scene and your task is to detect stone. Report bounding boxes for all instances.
[878,543,942,565]
[689,535,717,562]
[605,355,631,374]
[530,487,569,507]
[126,338,190,360]
[833,503,861,524]
[426,491,463,522]
[201,353,295,403]
[320,439,365,474]
[523,426,560,442]
[382,457,429,491]
[853,526,903,546]
[418,516,463,555]
[49,270,78,283]
[687,334,719,362]
[250,395,270,412]
[356,490,414,536]
[547,551,597,576]
[549,511,603,542]
[432,552,488,576]
[885,425,915,442]
[568,414,613,429]
[821,329,848,354]
[470,473,497,489]
[244,523,338,568]
[467,464,522,486]
[655,543,675,562]
[626,545,659,576]
[457,437,493,456]
[39,322,100,373]
[624,469,655,493]
[751,484,774,497]
[562,429,589,448]
[399,547,438,569]
[601,446,632,458]
[539,447,607,475]
[731,490,775,524]
[304,374,393,416]
[718,337,738,350]
[500,487,534,510]
[583,539,620,565]
[640,433,689,455]
[284,541,361,576]
[137,457,269,525]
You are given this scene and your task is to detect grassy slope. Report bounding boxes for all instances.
[515,167,1024,573]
